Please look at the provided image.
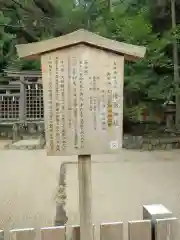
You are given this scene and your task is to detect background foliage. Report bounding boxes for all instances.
[0,0,179,120]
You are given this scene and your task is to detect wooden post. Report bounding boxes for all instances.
[78,155,93,240]
[72,224,95,240]
[128,220,151,240]
[100,222,123,240]
[19,75,25,122]
[12,123,19,142]
[10,228,36,240]
[72,225,81,240]
[155,218,179,240]
[41,226,65,240]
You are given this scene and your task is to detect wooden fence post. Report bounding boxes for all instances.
[19,75,25,122]
[78,155,93,240]
[128,220,151,240]
[72,225,80,240]
[71,224,95,240]
[143,204,174,240]
[155,218,179,240]
[100,222,123,240]
[10,228,36,240]
[41,226,65,240]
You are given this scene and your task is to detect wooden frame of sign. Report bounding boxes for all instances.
[16,29,146,240]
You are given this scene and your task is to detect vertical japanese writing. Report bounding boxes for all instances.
[112,61,118,88]
[112,91,120,127]
[59,60,66,150]
[68,57,72,128]
[84,60,88,75]
[79,60,85,148]
[47,56,53,151]
[89,75,100,130]
[55,57,61,151]
[106,70,113,127]
[107,71,111,87]
[112,61,120,127]
[72,58,78,148]
[89,96,93,111]
[100,90,107,131]
[93,76,97,130]
[107,90,113,127]
[88,77,93,115]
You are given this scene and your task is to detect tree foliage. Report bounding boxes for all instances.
[0,0,179,120]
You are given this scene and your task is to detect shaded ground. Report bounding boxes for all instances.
[0,147,180,239]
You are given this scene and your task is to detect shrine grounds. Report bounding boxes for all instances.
[0,147,180,238]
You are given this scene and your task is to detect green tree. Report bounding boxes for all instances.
[0,0,179,122]
[0,11,15,71]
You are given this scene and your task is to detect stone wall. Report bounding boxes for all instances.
[123,135,180,150]
[5,134,180,151]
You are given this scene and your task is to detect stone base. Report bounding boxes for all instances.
[3,135,180,151]
[6,139,43,150]
[123,135,180,150]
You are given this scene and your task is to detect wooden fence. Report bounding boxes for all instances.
[0,71,44,139]
[0,71,43,123]
[0,217,179,240]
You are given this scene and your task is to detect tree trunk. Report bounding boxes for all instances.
[171,0,180,128]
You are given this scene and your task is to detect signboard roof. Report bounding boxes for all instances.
[16,29,146,61]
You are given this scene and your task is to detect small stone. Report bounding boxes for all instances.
[148,144,153,151]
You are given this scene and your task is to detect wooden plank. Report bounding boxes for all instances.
[41,226,65,240]
[155,218,179,240]
[41,45,124,156]
[10,228,36,240]
[0,85,20,90]
[0,94,20,97]
[128,220,151,240]
[78,155,93,240]
[16,29,146,60]
[100,222,123,240]
[4,70,41,78]
[72,225,80,240]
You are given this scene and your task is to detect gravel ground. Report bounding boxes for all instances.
[0,147,180,239]
[66,150,180,239]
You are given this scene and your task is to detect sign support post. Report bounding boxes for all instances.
[78,155,93,240]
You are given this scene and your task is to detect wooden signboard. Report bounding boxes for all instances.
[41,45,124,156]
[16,29,146,156]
